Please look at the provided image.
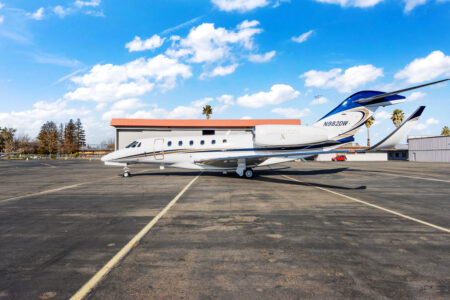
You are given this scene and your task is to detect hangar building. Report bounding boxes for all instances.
[111,119,301,150]
[408,135,450,162]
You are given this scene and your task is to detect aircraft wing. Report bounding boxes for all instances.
[354,79,448,104]
[195,106,425,167]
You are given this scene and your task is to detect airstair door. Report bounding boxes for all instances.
[154,138,164,160]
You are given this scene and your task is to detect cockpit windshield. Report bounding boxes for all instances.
[126,141,138,148]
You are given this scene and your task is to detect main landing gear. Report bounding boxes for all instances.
[123,165,131,177]
[244,168,254,179]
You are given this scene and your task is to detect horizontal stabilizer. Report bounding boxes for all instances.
[355,79,449,104]
[367,106,425,151]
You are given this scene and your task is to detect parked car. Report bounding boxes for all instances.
[332,155,347,161]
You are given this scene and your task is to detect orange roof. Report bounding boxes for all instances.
[110,119,301,128]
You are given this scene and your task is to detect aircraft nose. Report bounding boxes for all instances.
[101,153,111,162]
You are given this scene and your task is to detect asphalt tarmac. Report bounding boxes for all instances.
[0,160,449,299]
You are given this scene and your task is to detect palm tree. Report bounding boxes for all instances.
[202,105,213,120]
[442,126,450,136]
[365,116,375,146]
[391,109,405,128]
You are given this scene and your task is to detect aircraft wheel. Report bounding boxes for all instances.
[123,171,131,177]
[244,168,254,179]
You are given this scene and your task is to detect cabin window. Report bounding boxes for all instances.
[189,140,194,146]
[222,139,227,143]
[168,141,172,147]
[137,142,141,147]
[212,139,216,145]
[178,141,183,146]
[200,140,205,145]
[125,141,138,148]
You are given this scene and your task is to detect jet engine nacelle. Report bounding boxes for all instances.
[253,125,329,147]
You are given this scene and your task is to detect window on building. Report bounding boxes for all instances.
[189,140,194,146]
[212,139,216,145]
[168,141,172,147]
[202,130,215,135]
[178,141,183,146]
[200,140,205,145]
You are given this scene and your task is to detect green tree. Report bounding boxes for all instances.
[64,119,77,153]
[441,126,450,136]
[202,105,213,120]
[391,109,405,128]
[38,121,59,154]
[75,118,86,150]
[365,116,375,147]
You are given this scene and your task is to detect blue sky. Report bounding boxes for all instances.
[0,0,449,144]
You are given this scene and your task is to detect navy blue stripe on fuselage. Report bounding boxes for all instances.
[117,141,343,160]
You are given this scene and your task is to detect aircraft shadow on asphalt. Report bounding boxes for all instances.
[253,174,366,191]
[128,167,365,190]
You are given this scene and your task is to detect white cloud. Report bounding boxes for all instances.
[217,94,235,105]
[28,7,44,20]
[111,98,147,111]
[237,84,300,108]
[414,117,440,130]
[0,100,90,137]
[167,20,262,64]
[211,0,270,12]
[374,110,391,120]
[75,0,101,7]
[301,64,383,93]
[32,52,80,67]
[215,94,235,113]
[0,3,4,9]
[0,15,3,24]
[314,0,384,8]
[200,64,238,78]
[310,96,328,105]
[53,5,71,17]
[125,35,165,52]
[241,116,252,119]
[426,117,439,125]
[406,91,426,102]
[394,50,450,84]
[95,103,107,111]
[271,107,312,118]
[404,0,427,12]
[64,55,192,102]
[248,50,276,63]
[291,30,313,43]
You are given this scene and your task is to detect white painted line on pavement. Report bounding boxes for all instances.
[0,169,154,205]
[70,174,201,300]
[280,174,450,233]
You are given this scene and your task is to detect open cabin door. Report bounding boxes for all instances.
[153,138,164,160]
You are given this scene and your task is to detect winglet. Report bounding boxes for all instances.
[367,106,425,151]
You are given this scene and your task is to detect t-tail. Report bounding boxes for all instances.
[313,78,449,142]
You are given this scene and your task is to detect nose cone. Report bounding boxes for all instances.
[101,153,112,162]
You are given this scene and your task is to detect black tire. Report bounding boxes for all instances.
[244,168,254,179]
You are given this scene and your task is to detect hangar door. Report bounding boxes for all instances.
[153,138,164,160]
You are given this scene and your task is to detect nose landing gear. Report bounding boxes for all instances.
[123,165,131,177]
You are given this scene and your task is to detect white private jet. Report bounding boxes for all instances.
[101,79,448,178]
